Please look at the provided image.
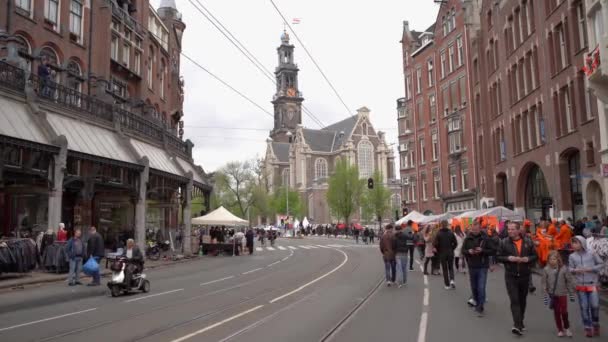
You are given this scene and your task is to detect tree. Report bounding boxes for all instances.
[327,159,364,224]
[361,170,392,225]
[271,187,304,219]
[211,161,255,218]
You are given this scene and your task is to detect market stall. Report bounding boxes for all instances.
[191,206,248,256]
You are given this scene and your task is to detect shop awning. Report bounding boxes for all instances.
[0,97,51,146]
[175,157,209,188]
[130,139,185,178]
[46,111,139,166]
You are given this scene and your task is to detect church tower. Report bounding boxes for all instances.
[271,30,303,143]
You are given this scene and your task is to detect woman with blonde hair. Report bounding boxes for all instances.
[542,250,576,337]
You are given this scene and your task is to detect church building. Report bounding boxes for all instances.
[263,31,401,224]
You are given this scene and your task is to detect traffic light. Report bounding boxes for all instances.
[367,177,374,189]
[402,208,409,216]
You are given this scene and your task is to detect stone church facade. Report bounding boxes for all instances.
[263,32,401,224]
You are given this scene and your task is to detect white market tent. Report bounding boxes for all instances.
[191,206,249,226]
[395,210,427,225]
[417,212,455,224]
[455,206,522,221]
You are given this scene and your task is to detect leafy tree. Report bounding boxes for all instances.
[211,161,255,218]
[327,159,364,224]
[271,187,304,219]
[361,170,392,225]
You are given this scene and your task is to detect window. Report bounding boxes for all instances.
[400,154,407,170]
[148,10,169,50]
[14,35,32,72]
[443,16,448,36]
[111,36,119,61]
[417,101,424,128]
[449,132,462,153]
[450,166,458,193]
[457,37,464,67]
[403,107,412,132]
[66,60,82,105]
[160,60,166,99]
[421,173,428,201]
[45,0,59,25]
[440,51,447,78]
[282,168,290,187]
[448,45,455,73]
[593,9,605,46]
[431,132,438,161]
[459,77,467,105]
[450,9,456,31]
[576,2,587,51]
[429,94,437,122]
[442,87,449,115]
[448,117,461,132]
[134,52,141,75]
[450,81,458,110]
[122,44,130,67]
[69,0,83,38]
[564,87,574,133]
[557,24,568,70]
[433,169,441,199]
[406,76,412,100]
[419,138,426,164]
[315,158,328,180]
[411,177,417,203]
[147,47,154,90]
[427,60,434,87]
[416,68,422,94]
[16,0,32,13]
[110,77,127,98]
[499,129,506,161]
[408,142,416,168]
[357,140,374,179]
[461,163,469,191]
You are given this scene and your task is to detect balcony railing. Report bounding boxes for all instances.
[110,1,146,35]
[0,61,189,157]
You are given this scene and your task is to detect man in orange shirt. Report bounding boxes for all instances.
[554,219,573,250]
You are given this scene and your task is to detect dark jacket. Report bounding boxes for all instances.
[122,246,144,265]
[434,228,457,256]
[86,232,105,259]
[66,237,84,259]
[497,236,538,277]
[245,230,254,245]
[393,229,416,254]
[462,231,495,269]
[379,230,395,260]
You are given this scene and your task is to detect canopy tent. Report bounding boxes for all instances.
[395,210,427,225]
[191,206,249,226]
[455,206,522,221]
[417,212,454,224]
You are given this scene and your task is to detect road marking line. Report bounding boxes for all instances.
[278,246,287,250]
[242,267,262,275]
[266,247,276,251]
[417,312,428,342]
[288,246,297,250]
[281,257,289,261]
[124,289,184,303]
[0,308,97,332]
[267,261,281,267]
[423,288,429,306]
[299,245,311,249]
[270,248,348,304]
[200,276,235,287]
[308,245,319,249]
[170,305,264,342]
[256,247,263,252]
[423,275,428,286]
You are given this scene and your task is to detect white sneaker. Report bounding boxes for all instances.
[558,331,564,337]
[467,298,477,307]
[450,280,456,289]
[386,281,392,287]
[565,329,572,337]
[445,286,451,290]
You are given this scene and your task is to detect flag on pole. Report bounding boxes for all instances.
[292,18,301,24]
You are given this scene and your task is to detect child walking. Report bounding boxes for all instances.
[542,250,576,337]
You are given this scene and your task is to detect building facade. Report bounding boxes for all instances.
[583,0,608,218]
[465,0,604,221]
[398,0,478,216]
[264,32,401,224]
[0,0,211,253]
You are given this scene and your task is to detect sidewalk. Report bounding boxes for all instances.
[0,255,200,291]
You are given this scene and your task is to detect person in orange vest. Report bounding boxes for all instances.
[535,221,552,268]
[554,219,573,250]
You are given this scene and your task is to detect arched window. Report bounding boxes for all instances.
[358,140,374,179]
[282,168,290,187]
[391,194,402,210]
[147,47,154,89]
[315,158,328,180]
[14,35,32,72]
[40,46,59,67]
[66,59,83,105]
[160,59,166,99]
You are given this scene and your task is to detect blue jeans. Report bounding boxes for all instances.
[395,253,409,284]
[577,290,600,329]
[68,257,82,284]
[384,259,396,282]
[469,268,488,310]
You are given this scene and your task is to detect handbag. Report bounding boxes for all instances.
[548,267,561,310]
[83,257,99,275]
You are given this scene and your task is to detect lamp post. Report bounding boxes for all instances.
[286,131,292,235]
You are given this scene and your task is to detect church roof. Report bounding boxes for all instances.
[302,129,336,152]
[271,142,290,163]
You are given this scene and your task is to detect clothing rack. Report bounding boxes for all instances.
[41,241,69,274]
[0,238,38,274]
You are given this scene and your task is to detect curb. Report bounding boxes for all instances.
[0,256,201,291]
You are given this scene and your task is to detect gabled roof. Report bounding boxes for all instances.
[271,142,290,163]
[321,115,359,151]
[302,129,335,152]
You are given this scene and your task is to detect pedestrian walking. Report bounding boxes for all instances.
[86,226,105,286]
[363,228,370,245]
[423,226,435,275]
[405,220,417,271]
[369,229,375,244]
[245,229,254,255]
[435,220,457,290]
[463,220,494,316]
[354,228,360,244]
[497,221,538,336]
[66,228,84,286]
[454,225,466,273]
[379,224,396,286]
[393,224,415,287]
[569,236,604,337]
[542,250,576,338]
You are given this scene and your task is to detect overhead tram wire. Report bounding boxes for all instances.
[269,0,353,117]
[186,0,326,128]
[180,53,274,118]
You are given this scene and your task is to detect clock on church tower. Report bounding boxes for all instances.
[270,30,304,143]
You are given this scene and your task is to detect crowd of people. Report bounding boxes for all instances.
[378,217,607,338]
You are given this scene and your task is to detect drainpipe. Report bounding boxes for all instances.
[87,2,94,95]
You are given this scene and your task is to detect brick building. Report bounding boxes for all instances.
[0,0,211,253]
[464,0,604,221]
[263,32,401,225]
[398,0,478,215]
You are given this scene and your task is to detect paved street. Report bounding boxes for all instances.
[0,237,605,342]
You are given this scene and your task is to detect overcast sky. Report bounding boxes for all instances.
[151,0,439,173]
